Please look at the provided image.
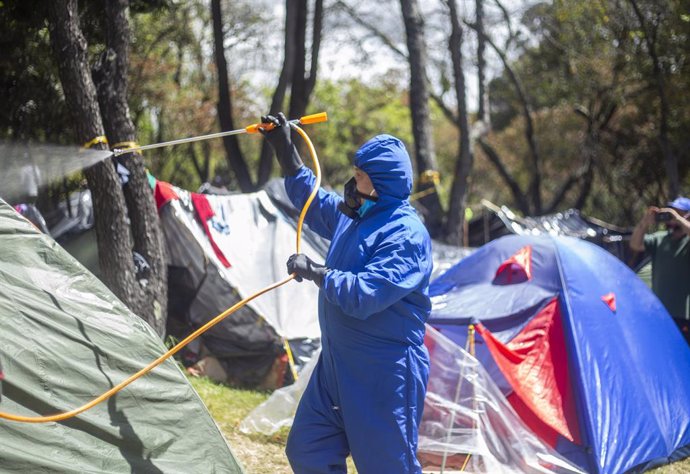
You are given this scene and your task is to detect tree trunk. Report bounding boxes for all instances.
[257,0,298,185]
[46,0,139,317]
[288,0,323,121]
[445,0,474,246]
[475,0,488,124]
[91,0,168,335]
[211,0,254,192]
[189,143,211,183]
[400,0,444,238]
[288,0,308,119]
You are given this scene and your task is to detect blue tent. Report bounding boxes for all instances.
[428,235,690,473]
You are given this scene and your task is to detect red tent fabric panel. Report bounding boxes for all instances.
[190,193,231,268]
[495,245,533,283]
[476,297,581,446]
[154,180,179,209]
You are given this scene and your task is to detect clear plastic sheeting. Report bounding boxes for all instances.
[239,347,321,435]
[240,325,583,474]
[419,326,583,474]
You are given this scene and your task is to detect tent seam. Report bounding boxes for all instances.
[552,236,600,474]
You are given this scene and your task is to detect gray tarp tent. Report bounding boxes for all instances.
[0,199,243,473]
[468,199,633,262]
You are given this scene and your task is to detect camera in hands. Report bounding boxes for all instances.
[655,211,673,223]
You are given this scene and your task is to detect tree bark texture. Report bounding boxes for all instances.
[400,0,444,238]
[257,0,298,185]
[211,0,254,192]
[288,0,323,120]
[288,0,308,120]
[445,0,474,246]
[92,0,168,335]
[475,0,488,124]
[46,0,144,323]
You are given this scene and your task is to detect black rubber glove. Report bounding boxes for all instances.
[260,113,303,176]
[287,253,328,287]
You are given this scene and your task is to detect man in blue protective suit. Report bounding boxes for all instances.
[261,113,432,474]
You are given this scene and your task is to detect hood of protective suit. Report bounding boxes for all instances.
[354,134,413,200]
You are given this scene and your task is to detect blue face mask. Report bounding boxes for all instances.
[357,198,376,218]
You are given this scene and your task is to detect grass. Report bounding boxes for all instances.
[189,375,690,474]
[649,458,690,474]
[189,376,360,473]
[189,376,292,473]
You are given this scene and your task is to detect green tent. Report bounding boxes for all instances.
[0,200,243,473]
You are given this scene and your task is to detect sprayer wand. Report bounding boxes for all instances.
[111,112,328,156]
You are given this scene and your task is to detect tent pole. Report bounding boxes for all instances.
[283,339,298,382]
[440,324,475,473]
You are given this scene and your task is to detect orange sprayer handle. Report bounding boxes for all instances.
[299,112,328,125]
[245,112,328,134]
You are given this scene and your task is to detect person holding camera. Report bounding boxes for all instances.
[630,197,690,344]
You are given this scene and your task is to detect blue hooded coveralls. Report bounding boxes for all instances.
[284,135,432,473]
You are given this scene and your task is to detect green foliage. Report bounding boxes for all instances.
[128,1,252,190]
[482,0,690,225]
[0,2,71,143]
[308,76,414,188]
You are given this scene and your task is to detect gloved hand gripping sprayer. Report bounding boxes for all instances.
[0,112,327,423]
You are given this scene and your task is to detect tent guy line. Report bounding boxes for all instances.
[0,116,326,423]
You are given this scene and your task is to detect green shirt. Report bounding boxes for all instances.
[644,231,690,320]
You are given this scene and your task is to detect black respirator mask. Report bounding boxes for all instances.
[337,177,379,219]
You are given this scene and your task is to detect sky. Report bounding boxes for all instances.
[218,0,535,114]
[316,0,535,113]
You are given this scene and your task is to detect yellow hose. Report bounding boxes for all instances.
[0,123,321,423]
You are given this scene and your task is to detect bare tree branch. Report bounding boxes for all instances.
[444,0,474,245]
[334,1,407,58]
[492,0,515,49]
[478,137,531,214]
[545,158,593,214]
[334,0,458,125]
[465,18,542,213]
